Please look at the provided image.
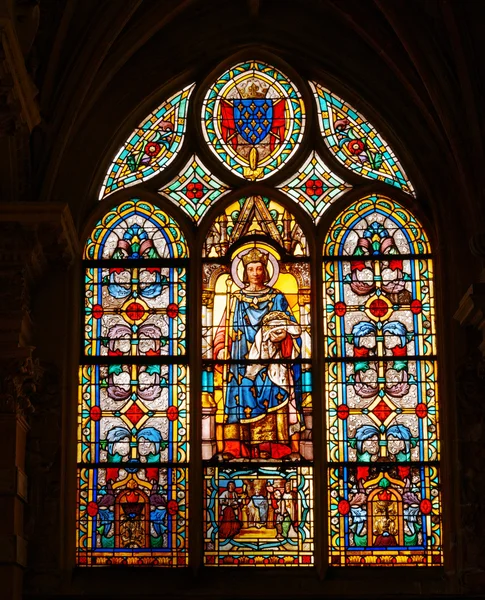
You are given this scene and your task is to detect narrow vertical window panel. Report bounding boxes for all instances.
[202,197,314,567]
[78,201,189,566]
[323,195,442,566]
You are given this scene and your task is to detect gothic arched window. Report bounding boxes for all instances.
[78,201,189,566]
[78,56,442,568]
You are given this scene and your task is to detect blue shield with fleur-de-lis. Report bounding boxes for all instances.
[233,99,273,145]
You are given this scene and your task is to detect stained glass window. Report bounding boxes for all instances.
[202,61,305,181]
[278,151,352,223]
[310,82,415,196]
[78,200,189,566]
[85,57,445,571]
[99,84,195,200]
[202,196,314,566]
[158,155,230,223]
[323,195,441,566]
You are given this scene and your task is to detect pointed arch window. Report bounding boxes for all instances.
[323,196,441,566]
[77,56,442,569]
[78,200,189,566]
[201,196,314,566]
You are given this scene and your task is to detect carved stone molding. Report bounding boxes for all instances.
[0,1,40,136]
[0,202,78,269]
[454,283,485,356]
[0,347,43,417]
[0,202,78,351]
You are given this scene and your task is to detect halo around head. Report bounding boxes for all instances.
[231,245,280,289]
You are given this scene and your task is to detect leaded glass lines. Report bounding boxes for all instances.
[158,155,230,223]
[99,84,195,200]
[78,201,189,566]
[310,82,415,196]
[278,151,351,223]
[202,61,305,181]
[323,195,441,566]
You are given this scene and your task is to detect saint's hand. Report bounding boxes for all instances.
[269,328,287,343]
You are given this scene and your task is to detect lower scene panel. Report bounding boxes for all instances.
[204,465,314,566]
[328,464,442,566]
[77,466,188,566]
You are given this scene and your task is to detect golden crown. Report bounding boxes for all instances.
[237,80,269,99]
[242,247,268,266]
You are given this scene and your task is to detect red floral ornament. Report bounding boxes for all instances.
[334,301,347,316]
[145,142,161,157]
[305,177,324,197]
[338,499,350,515]
[166,303,179,318]
[347,139,365,155]
[90,406,102,421]
[167,406,179,421]
[87,501,99,517]
[420,498,432,515]
[167,500,179,515]
[185,181,204,199]
[337,404,349,420]
[92,304,103,319]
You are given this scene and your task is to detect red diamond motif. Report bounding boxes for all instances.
[125,403,144,425]
[371,400,393,423]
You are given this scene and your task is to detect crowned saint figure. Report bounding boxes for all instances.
[213,247,304,460]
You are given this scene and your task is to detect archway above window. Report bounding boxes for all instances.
[85,199,188,260]
[99,84,195,200]
[310,82,415,196]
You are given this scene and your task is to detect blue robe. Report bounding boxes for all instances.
[223,286,303,427]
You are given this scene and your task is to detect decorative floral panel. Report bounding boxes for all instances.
[99,84,195,199]
[311,82,414,196]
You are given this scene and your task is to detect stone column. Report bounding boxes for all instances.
[0,350,41,599]
[454,237,485,593]
[0,206,77,600]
